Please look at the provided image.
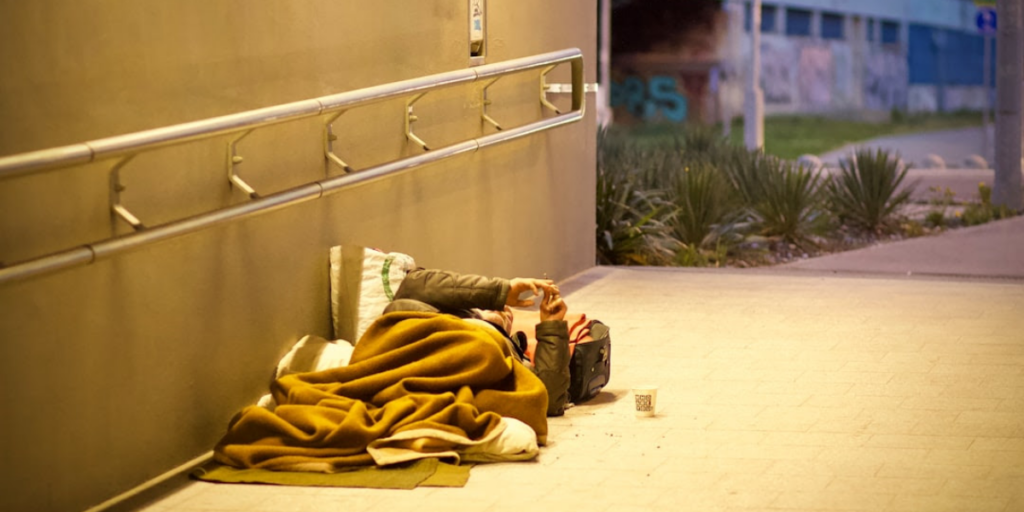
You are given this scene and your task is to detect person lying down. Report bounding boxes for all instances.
[212,269,571,471]
[385,268,572,417]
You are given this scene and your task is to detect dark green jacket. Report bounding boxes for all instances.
[392,269,571,416]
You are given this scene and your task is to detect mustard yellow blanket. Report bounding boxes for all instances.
[214,312,548,471]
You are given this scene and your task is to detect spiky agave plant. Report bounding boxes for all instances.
[666,159,743,252]
[680,123,729,159]
[827,148,915,233]
[720,145,768,209]
[752,156,828,247]
[595,128,678,265]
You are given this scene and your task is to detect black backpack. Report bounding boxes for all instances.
[567,320,611,403]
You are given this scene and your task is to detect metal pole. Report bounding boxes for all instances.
[982,33,992,159]
[934,30,947,113]
[722,1,742,139]
[597,0,612,127]
[995,0,1023,210]
[744,0,764,150]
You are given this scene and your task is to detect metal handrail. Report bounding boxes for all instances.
[0,49,585,285]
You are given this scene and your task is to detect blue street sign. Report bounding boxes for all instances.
[976,7,997,34]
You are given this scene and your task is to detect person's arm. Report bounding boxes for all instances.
[394,269,508,313]
[532,292,571,416]
[394,268,557,313]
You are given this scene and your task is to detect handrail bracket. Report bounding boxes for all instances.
[324,111,353,175]
[109,155,145,232]
[405,93,430,151]
[539,65,562,115]
[227,130,259,199]
[481,78,503,131]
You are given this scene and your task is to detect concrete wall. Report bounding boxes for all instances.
[908,85,990,112]
[0,2,596,511]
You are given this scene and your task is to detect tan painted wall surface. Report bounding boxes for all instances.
[0,2,596,511]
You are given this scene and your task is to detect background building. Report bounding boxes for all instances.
[610,0,994,123]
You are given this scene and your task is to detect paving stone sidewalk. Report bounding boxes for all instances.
[141,266,1024,512]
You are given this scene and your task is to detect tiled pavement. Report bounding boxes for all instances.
[137,266,1024,512]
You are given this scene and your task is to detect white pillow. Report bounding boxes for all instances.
[330,245,417,343]
[256,334,356,410]
[276,334,355,378]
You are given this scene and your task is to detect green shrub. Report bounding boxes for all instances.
[960,204,992,226]
[924,210,947,228]
[720,145,768,208]
[889,107,905,124]
[901,219,927,238]
[750,156,827,246]
[600,124,747,267]
[717,148,826,247]
[666,160,742,249]
[678,123,729,159]
[595,128,678,265]
[962,182,1017,226]
[827,148,915,233]
[659,127,748,264]
[924,186,957,228]
[978,181,992,204]
[676,240,730,267]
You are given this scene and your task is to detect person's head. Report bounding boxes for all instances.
[472,305,514,334]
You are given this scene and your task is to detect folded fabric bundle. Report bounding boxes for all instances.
[256,335,355,410]
[214,311,548,472]
[193,458,471,489]
[330,245,417,344]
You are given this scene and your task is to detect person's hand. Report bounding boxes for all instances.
[507,278,558,308]
[539,290,567,322]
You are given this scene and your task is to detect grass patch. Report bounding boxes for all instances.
[624,111,983,161]
[742,111,982,160]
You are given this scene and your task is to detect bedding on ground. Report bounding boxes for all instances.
[214,311,548,472]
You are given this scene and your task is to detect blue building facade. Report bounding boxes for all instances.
[727,0,992,114]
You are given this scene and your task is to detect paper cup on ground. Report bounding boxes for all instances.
[633,385,658,417]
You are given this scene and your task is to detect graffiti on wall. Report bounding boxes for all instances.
[610,75,688,122]
[864,51,907,110]
[799,46,832,106]
[943,87,987,111]
[759,37,873,110]
[907,86,938,112]
[760,38,794,104]
[831,44,852,101]
[909,85,987,112]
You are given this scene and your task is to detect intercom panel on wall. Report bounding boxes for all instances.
[470,0,486,65]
